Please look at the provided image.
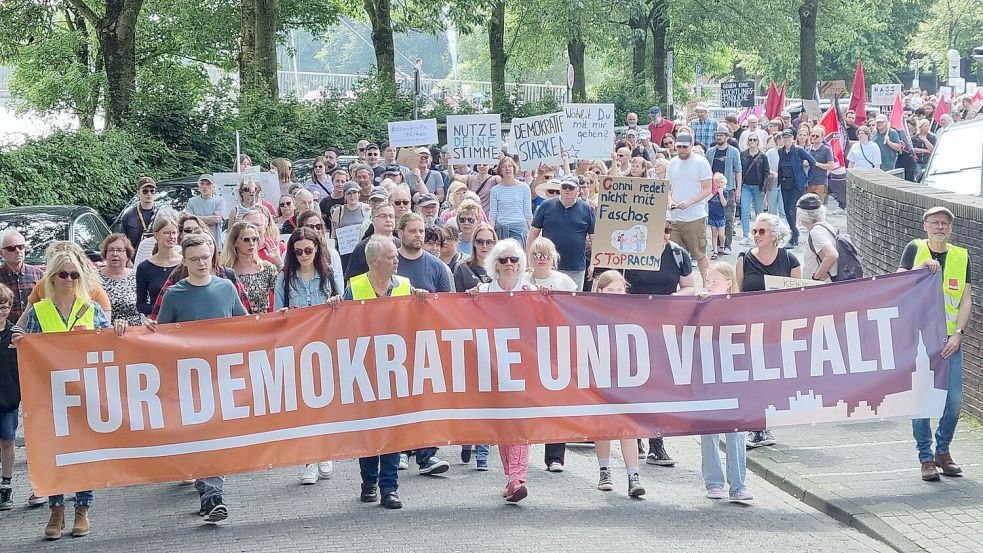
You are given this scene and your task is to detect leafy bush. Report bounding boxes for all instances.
[590,76,661,124]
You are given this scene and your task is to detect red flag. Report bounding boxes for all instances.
[933,91,948,127]
[764,81,778,120]
[974,88,983,104]
[819,106,846,168]
[889,92,914,155]
[849,60,867,126]
[777,81,787,117]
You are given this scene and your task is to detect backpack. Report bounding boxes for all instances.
[808,222,863,281]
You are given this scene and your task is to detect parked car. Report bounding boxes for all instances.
[919,118,983,196]
[111,177,198,232]
[0,205,111,265]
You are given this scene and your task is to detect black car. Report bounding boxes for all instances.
[0,205,112,265]
[111,177,199,232]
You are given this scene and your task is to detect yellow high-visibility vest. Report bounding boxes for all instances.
[913,239,968,336]
[350,273,411,300]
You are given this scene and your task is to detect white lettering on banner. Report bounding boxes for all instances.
[387,119,438,148]
[45,313,902,435]
[447,114,501,164]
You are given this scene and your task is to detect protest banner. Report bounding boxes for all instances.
[938,86,953,100]
[212,172,279,211]
[510,112,565,171]
[764,275,824,290]
[447,114,501,165]
[387,118,438,148]
[562,103,615,160]
[967,82,978,96]
[871,84,902,106]
[395,147,421,168]
[592,176,669,271]
[20,271,947,495]
[948,78,966,94]
[334,224,362,256]
[819,80,847,99]
[801,100,822,119]
[719,81,755,108]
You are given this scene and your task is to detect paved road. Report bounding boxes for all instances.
[1,437,890,552]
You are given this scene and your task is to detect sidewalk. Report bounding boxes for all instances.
[745,417,983,553]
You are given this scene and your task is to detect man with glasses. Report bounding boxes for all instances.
[154,234,247,523]
[323,147,342,176]
[667,133,713,283]
[527,177,595,289]
[390,186,413,221]
[709,125,741,254]
[897,206,972,482]
[184,174,227,251]
[738,115,768,150]
[345,203,400,282]
[806,125,837,203]
[0,230,44,322]
[120,176,158,249]
[409,147,444,201]
[365,142,383,176]
[414,193,442,227]
[356,139,370,163]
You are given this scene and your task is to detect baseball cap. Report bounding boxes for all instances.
[649,106,662,116]
[874,114,888,123]
[922,206,954,221]
[383,164,401,174]
[675,133,694,145]
[795,193,823,211]
[638,129,651,140]
[416,147,431,155]
[198,174,214,184]
[369,186,390,200]
[780,111,791,118]
[626,129,637,136]
[137,176,156,190]
[416,193,439,208]
[715,124,731,136]
[343,181,361,194]
[781,129,795,137]
[364,142,380,151]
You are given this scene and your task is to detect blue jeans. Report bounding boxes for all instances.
[360,453,400,492]
[415,447,438,467]
[765,186,785,223]
[701,433,746,493]
[495,221,528,247]
[195,476,224,502]
[913,348,963,463]
[740,185,765,238]
[48,491,93,508]
[0,407,16,441]
[464,445,491,461]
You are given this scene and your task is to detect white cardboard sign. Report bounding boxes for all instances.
[870,84,902,106]
[446,114,502,165]
[510,112,566,171]
[562,103,615,160]
[387,119,438,148]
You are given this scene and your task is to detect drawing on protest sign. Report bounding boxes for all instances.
[592,176,669,271]
[764,275,824,290]
[562,103,614,160]
[510,112,565,171]
[18,270,948,495]
[387,118,438,148]
[447,114,501,165]
[212,172,279,211]
[871,84,902,106]
[719,81,755,108]
[819,80,847,99]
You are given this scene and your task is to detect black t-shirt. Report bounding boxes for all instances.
[0,320,21,412]
[454,262,491,292]
[624,242,693,295]
[319,195,345,216]
[739,248,801,292]
[846,125,859,142]
[899,240,972,283]
[711,146,728,175]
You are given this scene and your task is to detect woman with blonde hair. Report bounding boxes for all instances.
[243,208,285,268]
[441,181,469,222]
[220,222,278,314]
[453,199,482,256]
[229,180,262,224]
[525,237,578,291]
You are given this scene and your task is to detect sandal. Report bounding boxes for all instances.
[711,252,719,260]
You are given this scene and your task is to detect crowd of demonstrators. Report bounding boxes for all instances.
[0,105,974,534]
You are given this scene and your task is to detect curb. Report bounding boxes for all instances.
[744,449,926,553]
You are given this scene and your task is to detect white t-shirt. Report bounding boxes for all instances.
[803,222,839,282]
[846,142,881,169]
[524,271,578,291]
[667,155,712,222]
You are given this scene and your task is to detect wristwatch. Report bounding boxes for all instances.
[956,328,965,336]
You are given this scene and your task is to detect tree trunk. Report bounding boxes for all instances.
[567,37,586,102]
[364,0,396,87]
[649,4,668,101]
[799,0,818,100]
[253,0,279,97]
[240,0,256,88]
[98,0,143,128]
[489,0,507,112]
[628,13,648,82]
[65,7,97,128]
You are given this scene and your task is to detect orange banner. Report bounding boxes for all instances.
[19,271,947,495]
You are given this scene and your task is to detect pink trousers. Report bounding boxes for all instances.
[499,444,529,485]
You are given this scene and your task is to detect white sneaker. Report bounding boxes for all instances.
[300,463,318,485]
[547,461,564,473]
[317,461,333,479]
[398,453,409,470]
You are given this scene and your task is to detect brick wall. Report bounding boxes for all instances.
[847,169,983,419]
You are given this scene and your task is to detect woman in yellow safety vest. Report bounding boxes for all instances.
[16,249,126,541]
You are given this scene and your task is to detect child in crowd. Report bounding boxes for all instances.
[0,284,24,511]
[590,270,645,498]
[698,262,752,502]
[708,173,728,259]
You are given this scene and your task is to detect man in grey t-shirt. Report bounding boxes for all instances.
[184,174,227,250]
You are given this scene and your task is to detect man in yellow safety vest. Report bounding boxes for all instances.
[897,206,972,482]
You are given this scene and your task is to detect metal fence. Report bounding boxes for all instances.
[0,66,12,94]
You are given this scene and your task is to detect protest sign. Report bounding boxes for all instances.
[938,86,953,100]
[801,100,822,119]
[871,84,902,106]
[387,118,438,148]
[447,114,501,165]
[510,112,565,171]
[948,78,966,94]
[719,81,755,108]
[334,224,362,256]
[19,270,948,495]
[395,147,421,168]
[592,176,669,271]
[819,80,847,99]
[764,275,824,290]
[562,103,615,160]
[212,172,279,211]
[967,82,978,96]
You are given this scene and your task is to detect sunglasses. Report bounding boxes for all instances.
[240,236,260,243]
[306,223,324,231]
[497,256,520,264]
[140,188,156,194]
[747,138,759,142]
[542,174,556,180]
[3,244,25,252]
[533,252,552,261]
[676,145,690,149]
[811,134,822,138]
[458,216,476,224]
[546,189,560,195]
[393,200,410,206]
[475,238,495,247]
[181,227,200,234]
[57,271,81,280]
[560,183,576,191]
[240,188,255,193]
[315,164,325,169]
[751,228,769,235]
[279,202,293,207]
[294,246,316,256]
[358,147,366,152]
